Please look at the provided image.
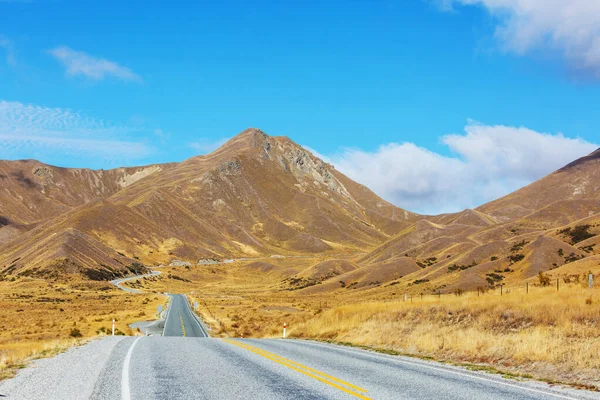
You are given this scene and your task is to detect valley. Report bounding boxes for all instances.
[1,128,599,392]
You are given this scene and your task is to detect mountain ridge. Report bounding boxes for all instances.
[0,128,417,279]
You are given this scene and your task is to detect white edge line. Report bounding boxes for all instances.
[294,340,580,400]
[184,295,209,337]
[162,294,174,336]
[121,337,142,400]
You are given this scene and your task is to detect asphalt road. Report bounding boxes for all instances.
[110,270,161,293]
[162,294,209,337]
[1,335,598,400]
[2,292,597,399]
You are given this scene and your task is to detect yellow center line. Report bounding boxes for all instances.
[229,340,368,393]
[223,339,370,399]
[180,313,187,337]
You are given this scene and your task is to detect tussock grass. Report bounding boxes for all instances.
[0,277,165,380]
[290,285,600,389]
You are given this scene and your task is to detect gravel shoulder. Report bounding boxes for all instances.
[0,336,126,400]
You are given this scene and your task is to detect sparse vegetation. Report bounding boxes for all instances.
[416,258,437,268]
[538,272,551,287]
[0,278,165,380]
[447,261,477,273]
[558,225,595,244]
[508,253,524,265]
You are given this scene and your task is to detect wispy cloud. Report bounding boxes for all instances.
[0,100,152,165]
[0,35,16,65]
[188,138,230,154]
[48,46,142,82]
[314,121,598,214]
[440,0,600,78]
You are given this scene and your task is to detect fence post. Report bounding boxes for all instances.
[500,285,503,296]
[438,290,441,299]
[557,278,559,291]
[526,282,528,294]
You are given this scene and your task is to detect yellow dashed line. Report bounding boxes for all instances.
[223,339,370,399]
[180,314,187,337]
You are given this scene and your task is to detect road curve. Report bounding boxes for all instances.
[1,336,597,400]
[163,294,209,337]
[110,270,161,293]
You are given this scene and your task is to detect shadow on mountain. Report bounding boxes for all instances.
[11,171,37,188]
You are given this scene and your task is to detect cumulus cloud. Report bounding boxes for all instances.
[443,0,600,78]
[318,121,598,214]
[0,35,15,65]
[0,100,152,166]
[48,46,142,82]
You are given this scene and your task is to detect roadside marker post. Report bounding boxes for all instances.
[590,273,594,289]
[283,322,287,339]
[112,319,115,336]
[404,293,407,302]
[158,305,163,317]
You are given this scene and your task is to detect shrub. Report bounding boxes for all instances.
[538,272,551,287]
[558,225,595,244]
[69,328,82,338]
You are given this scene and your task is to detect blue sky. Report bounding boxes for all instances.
[1,0,599,213]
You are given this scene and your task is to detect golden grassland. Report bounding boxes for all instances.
[0,276,166,380]
[291,284,600,389]
[3,257,599,390]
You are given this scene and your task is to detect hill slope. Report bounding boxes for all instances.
[338,148,600,293]
[0,129,416,279]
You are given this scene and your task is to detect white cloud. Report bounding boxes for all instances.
[321,121,598,214]
[188,138,230,154]
[443,0,600,77]
[0,100,152,164]
[0,36,16,65]
[48,46,142,82]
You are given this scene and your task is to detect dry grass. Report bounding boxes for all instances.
[8,259,595,390]
[290,285,600,389]
[0,276,166,380]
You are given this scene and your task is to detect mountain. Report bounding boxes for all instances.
[476,148,600,222]
[328,148,600,293]
[0,129,417,279]
[2,132,598,287]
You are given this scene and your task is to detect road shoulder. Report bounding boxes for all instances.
[0,336,126,400]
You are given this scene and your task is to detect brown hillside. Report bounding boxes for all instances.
[0,160,173,226]
[476,148,600,221]
[0,129,415,278]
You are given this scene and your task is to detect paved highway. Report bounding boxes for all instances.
[110,270,161,293]
[1,293,598,399]
[1,335,598,399]
[162,294,209,337]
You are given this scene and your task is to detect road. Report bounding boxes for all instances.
[1,335,598,399]
[1,291,597,399]
[162,294,209,337]
[110,270,161,293]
